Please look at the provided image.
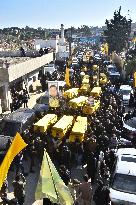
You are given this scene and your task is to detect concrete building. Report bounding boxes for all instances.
[34,36,59,53]
[34,24,75,61]
[0,52,53,112]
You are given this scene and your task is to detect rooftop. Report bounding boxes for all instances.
[0,52,54,83]
[3,108,35,123]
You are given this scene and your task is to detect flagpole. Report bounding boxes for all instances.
[44,150,60,204]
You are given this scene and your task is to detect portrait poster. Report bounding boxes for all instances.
[48,81,60,107]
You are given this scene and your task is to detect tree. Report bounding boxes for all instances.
[125,48,136,75]
[37,27,42,31]
[25,26,30,30]
[104,6,132,53]
[80,25,91,36]
[125,57,136,75]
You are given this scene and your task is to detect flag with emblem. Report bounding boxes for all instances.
[35,151,74,205]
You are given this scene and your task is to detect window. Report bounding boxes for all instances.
[121,156,136,163]
[108,66,117,72]
[120,90,131,95]
[112,173,136,194]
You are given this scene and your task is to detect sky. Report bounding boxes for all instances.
[0,0,136,29]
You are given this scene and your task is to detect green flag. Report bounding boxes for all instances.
[35,151,74,205]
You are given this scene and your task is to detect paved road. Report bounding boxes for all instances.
[27,91,45,109]
[7,157,41,205]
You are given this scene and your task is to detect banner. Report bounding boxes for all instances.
[48,81,60,108]
[0,132,27,189]
[35,151,74,205]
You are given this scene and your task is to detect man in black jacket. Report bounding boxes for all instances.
[93,180,110,205]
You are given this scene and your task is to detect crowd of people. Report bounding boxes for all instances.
[10,84,29,112]
[0,57,135,205]
[43,82,124,205]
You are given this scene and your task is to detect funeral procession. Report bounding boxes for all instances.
[0,0,136,205]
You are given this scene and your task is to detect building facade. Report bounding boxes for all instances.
[34,24,75,61]
[0,52,53,112]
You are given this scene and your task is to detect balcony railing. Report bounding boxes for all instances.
[0,52,53,83]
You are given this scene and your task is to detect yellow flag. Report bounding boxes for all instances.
[0,132,27,189]
[134,72,136,87]
[132,37,136,43]
[101,45,105,54]
[65,67,70,86]
[35,151,74,205]
[104,43,108,55]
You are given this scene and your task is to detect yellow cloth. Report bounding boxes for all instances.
[65,67,70,86]
[49,96,60,108]
[35,151,74,205]
[0,132,27,189]
[101,43,108,55]
[134,72,136,87]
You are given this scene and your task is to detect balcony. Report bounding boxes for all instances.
[0,52,53,83]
